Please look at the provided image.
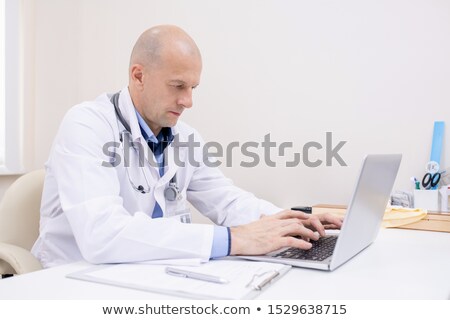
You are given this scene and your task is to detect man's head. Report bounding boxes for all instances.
[128,25,202,135]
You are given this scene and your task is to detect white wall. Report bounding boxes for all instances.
[1,0,449,209]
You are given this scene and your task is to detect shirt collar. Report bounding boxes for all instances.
[135,110,157,143]
[134,110,174,144]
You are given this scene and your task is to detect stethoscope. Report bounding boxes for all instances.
[110,92,181,201]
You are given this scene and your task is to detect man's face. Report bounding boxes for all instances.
[137,50,202,135]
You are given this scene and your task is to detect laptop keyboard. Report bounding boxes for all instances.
[274,236,338,261]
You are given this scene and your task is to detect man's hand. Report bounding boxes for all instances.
[229,210,343,256]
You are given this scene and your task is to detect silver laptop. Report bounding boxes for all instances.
[240,154,402,271]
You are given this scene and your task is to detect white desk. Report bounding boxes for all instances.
[0,229,449,299]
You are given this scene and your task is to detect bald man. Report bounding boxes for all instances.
[32,26,341,268]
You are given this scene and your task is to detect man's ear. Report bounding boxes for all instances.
[130,64,145,89]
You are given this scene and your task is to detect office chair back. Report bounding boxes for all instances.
[0,169,45,275]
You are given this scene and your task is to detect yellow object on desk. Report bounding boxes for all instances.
[381,206,427,228]
[311,204,427,228]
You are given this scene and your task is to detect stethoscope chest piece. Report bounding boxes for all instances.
[164,182,181,201]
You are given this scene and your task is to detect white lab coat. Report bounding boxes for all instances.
[32,88,281,268]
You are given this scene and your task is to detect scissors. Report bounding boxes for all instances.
[421,172,441,189]
[422,161,441,190]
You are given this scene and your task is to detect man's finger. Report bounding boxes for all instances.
[323,223,342,229]
[307,216,326,237]
[280,223,318,240]
[277,217,312,227]
[278,236,313,250]
[315,213,344,229]
[275,210,309,220]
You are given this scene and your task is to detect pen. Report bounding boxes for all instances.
[165,267,229,284]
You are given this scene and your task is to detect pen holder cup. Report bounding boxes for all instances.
[414,189,440,211]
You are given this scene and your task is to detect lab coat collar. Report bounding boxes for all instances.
[118,87,146,144]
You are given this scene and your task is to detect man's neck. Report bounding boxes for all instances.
[149,125,162,137]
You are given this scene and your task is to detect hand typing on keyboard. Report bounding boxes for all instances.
[274,236,338,261]
[229,210,343,256]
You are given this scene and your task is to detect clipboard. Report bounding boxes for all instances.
[66,259,291,300]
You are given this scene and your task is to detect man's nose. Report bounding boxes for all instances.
[177,89,193,109]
